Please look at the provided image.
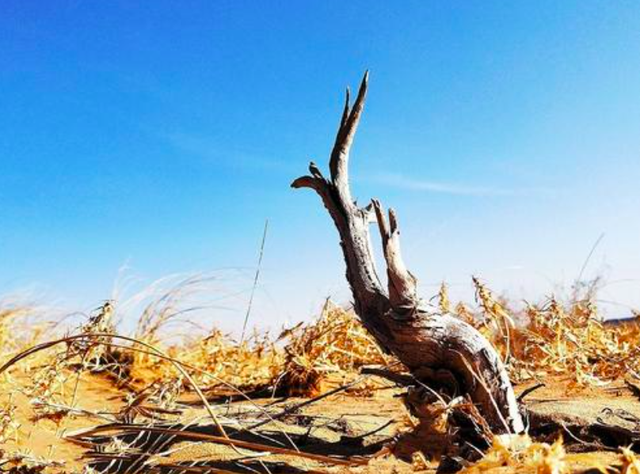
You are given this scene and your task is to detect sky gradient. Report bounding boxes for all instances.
[2,1,640,332]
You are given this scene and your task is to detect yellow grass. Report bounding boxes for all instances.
[1,275,640,472]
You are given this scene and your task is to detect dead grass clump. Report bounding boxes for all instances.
[0,303,52,369]
[462,434,567,473]
[278,301,394,396]
[466,436,640,474]
[134,329,284,393]
[523,299,640,386]
[128,299,395,398]
[15,302,122,422]
[620,446,640,474]
[0,400,19,445]
[123,274,215,380]
[185,329,283,390]
[109,272,283,395]
[443,277,640,388]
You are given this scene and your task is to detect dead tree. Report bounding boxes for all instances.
[292,72,524,435]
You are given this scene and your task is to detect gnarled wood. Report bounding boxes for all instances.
[292,72,524,434]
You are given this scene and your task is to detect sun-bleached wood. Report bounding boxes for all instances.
[292,72,524,434]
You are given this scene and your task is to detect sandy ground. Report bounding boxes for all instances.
[0,373,126,471]
[2,373,639,473]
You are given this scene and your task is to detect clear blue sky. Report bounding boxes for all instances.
[2,1,640,332]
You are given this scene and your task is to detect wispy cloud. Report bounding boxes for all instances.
[366,173,555,197]
[164,131,291,173]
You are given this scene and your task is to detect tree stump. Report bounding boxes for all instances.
[292,72,524,435]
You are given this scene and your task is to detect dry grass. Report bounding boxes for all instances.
[446,278,640,388]
[461,434,568,473]
[1,274,640,473]
[123,296,394,397]
[7,274,637,405]
[277,299,394,396]
[131,328,284,391]
[0,301,52,365]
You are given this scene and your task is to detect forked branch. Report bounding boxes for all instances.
[329,72,368,206]
[292,71,420,314]
[292,71,385,311]
[372,199,418,312]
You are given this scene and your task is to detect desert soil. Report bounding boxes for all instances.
[2,373,638,473]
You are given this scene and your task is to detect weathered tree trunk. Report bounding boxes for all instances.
[292,72,524,434]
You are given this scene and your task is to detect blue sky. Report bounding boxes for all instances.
[1,1,640,332]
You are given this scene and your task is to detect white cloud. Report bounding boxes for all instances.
[165,131,291,172]
[367,173,555,197]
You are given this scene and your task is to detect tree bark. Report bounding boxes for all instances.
[292,72,524,434]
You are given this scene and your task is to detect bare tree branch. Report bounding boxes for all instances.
[372,199,418,312]
[292,72,524,435]
[329,71,369,207]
